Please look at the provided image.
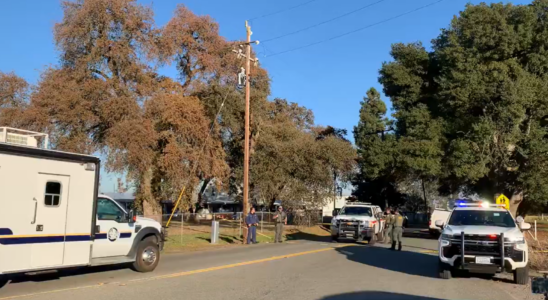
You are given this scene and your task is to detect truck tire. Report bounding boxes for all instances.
[438,260,452,280]
[132,237,160,273]
[513,265,529,285]
[0,276,8,289]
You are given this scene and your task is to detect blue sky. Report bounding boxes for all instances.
[0,0,530,192]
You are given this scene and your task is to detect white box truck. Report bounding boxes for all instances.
[0,127,164,286]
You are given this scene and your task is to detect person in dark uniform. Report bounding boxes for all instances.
[245,207,259,244]
[391,208,405,251]
[273,205,287,243]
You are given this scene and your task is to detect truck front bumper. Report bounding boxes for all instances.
[331,225,374,239]
[439,232,528,273]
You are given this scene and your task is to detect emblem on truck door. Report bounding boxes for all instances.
[108,228,119,241]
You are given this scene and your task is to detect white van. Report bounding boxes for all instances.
[0,127,164,285]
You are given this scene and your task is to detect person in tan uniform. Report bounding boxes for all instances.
[273,206,287,243]
[391,208,405,251]
[384,207,394,244]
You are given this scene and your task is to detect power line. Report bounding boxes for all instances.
[262,0,388,43]
[249,0,323,21]
[266,0,448,57]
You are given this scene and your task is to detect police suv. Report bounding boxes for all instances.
[330,202,385,244]
[435,201,531,285]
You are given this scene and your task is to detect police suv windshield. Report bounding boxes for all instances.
[448,210,516,228]
[340,206,372,216]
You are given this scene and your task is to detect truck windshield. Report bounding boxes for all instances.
[448,210,516,228]
[340,207,372,216]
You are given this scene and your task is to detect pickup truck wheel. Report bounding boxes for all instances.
[132,237,160,273]
[513,265,529,285]
[438,260,452,279]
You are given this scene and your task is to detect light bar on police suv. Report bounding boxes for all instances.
[453,201,506,208]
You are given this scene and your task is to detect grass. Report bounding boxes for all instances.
[163,225,331,253]
[525,216,548,225]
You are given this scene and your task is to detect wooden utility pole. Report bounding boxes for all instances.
[232,21,259,243]
[243,21,251,220]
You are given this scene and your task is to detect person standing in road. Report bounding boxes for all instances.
[246,207,259,244]
[391,208,405,251]
[384,207,394,244]
[273,205,287,243]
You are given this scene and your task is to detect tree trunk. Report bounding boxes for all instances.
[140,168,161,220]
[509,192,523,217]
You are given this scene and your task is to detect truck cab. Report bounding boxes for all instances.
[436,201,530,285]
[93,194,164,271]
[330,202,385,244]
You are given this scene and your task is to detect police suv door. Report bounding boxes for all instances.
[92,197,134,258]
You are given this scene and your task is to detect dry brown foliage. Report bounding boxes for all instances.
[0,72,30,128]
[0,0,356,216]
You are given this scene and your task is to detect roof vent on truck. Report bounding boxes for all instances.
[0,127,49,149]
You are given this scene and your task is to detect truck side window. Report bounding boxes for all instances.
[97,198,125,222]
[44,182,61,206]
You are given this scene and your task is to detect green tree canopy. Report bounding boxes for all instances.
[356,0,548,215]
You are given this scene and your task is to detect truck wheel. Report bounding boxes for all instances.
[438,260,452,279]
[0,276,8,289]
[513,265,529,285]
[132,237,160,273]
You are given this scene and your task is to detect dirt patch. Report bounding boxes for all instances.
[527,231,548,272]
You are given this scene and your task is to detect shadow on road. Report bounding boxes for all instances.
[403,229,438,240]
[335,246,439,278]
[3,264,129,286]
[318,291,444,300]
[285,230,332,243]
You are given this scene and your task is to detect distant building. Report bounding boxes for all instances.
[102,192,136,212]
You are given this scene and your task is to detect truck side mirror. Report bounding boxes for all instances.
[520,222,531,231]
[435,220,444,229]
[128,210,136,224]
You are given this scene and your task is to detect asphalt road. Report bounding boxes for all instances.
[0,234,540,300]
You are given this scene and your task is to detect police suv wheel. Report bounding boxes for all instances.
[132,237,160,273]
[513,265,529,285]
[438,260,452,280]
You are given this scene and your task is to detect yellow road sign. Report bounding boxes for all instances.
[496,194,510,210]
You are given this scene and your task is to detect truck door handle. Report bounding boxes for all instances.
[31,197,38,224]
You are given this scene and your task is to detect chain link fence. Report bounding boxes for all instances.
[141,211,323,247]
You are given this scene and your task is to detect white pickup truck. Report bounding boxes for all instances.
[330,202,385,244]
